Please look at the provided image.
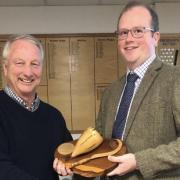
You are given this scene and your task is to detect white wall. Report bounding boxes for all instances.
[0,3,180,35]
[0,5,123,34]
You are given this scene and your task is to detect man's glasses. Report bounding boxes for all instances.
[116,26,154,40]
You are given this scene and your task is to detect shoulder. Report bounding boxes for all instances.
[39,100,64,119]
[40,100,59,111]
[154,57,180,73]
[160,63,180,80]
[103,76,125,96]
[0,90,13,108]
[0,90,8,100]
[99,77,125,106]
[150,61,180,94]
[149,59,180,81]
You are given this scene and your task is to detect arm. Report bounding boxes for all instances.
[135,138,180,178]
[134,67,180,178]
[52,110,73,176]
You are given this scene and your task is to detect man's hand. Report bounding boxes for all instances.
[107,153,137,176]
[53,158,73,176]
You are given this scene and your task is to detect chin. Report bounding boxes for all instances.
[19,88,35,95]
[126,59,137,64]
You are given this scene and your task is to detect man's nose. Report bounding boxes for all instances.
[126,30,134,40]
[23,65,33,76]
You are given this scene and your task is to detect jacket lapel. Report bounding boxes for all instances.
[105,77,126,138]
[123,59,163,140]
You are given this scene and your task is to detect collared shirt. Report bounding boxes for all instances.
[116,54,156,140]
[4,86,40,112]
[131,53,156,94]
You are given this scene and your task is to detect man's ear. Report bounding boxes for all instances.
[3,62,8,77]
[153,32,160,47]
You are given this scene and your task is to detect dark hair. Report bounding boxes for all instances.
[117,1,159,32]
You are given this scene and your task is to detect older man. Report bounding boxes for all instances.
[0,34,72,180]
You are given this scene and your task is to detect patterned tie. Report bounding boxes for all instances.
[112,73,139,139]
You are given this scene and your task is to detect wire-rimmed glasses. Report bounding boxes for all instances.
[116,26,154,40]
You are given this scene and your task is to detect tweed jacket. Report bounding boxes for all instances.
[96,58,180,179]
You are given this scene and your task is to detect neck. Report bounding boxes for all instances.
[7,85,36,106]
[21,94,36,107]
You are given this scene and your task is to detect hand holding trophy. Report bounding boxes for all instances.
[55,127,126,177]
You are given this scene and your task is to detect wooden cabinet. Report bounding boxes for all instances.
[37,38,48,103]
[0,34,123,131]
[70,37,95,130]
[45,36,120,131]
[0,39,6,89]
[0,33,180,131]
[95,36,119,117]
[46,38,72,128]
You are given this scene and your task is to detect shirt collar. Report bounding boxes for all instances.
[3,85,40,112]
[127,54,156,79]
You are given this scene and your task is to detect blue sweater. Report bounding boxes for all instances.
[0,90,72,180]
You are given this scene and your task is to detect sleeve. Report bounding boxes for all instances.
[135,68,180,179]
[57,110,73,142]
[135,139,180,178]
[95,87,108,137]
[62,123,73,142]
[0,118,39,180]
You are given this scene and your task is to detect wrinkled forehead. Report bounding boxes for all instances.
[8,40,42,62]
[10,40,41,56]
[10,39,39,50]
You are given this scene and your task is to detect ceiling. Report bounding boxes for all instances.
[0,0,179,7]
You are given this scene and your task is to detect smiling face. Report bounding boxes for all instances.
[3,39,42,102]
[118,6,160,70]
